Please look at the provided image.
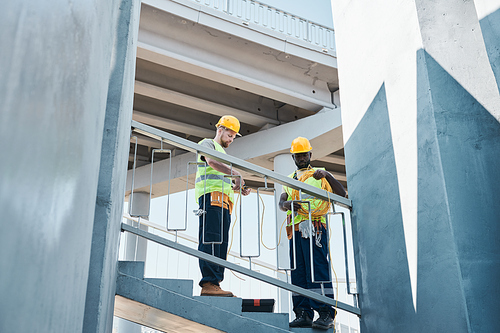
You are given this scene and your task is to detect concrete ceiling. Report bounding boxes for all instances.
[128,0,346,196]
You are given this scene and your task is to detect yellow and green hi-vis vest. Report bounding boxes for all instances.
[195,139,234,204]
[283,167,327,225]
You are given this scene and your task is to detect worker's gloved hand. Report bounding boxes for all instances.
[298,221,314,239]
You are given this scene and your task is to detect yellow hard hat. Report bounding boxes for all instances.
[290,137,312,154]
[216,115,241,136]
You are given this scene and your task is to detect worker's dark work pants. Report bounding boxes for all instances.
[198,193,231,287]
[290,224,336,319]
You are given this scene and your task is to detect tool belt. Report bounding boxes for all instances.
[210,191,234,214]
[286,216,324,240]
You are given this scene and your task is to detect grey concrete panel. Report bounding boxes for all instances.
[83,1,141,332]
[344,84,417,332]
[415,50,470,332]
[0,0,120,332]
[479,8,500,92]
[145,278,194,297]
[418,50,500,332]
[242,312,289,328]
[119,261,146,279]
[192,296,243,314]
[344,50,500,333]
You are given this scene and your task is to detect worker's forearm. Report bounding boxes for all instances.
[206,158,241,178]
[325,173,346,197]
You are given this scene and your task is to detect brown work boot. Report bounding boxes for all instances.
[200,282,234,297]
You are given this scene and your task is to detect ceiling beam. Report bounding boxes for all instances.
[127,108,345,198]
[136,41,333,111]
[133,110,214,138]
[135,81,279,127]
[226,107,344,168]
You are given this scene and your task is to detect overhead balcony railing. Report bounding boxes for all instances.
[124,120,358,316]
[186,0,336,52]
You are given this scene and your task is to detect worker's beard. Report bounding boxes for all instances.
[220,139,230,148]
[294,159,310,170]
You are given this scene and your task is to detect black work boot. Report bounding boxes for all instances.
[312,307,335,330]
[289,308,313,328]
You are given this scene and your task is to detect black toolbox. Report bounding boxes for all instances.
[241,299,275,312]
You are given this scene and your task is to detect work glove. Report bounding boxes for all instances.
[298,221,315,239]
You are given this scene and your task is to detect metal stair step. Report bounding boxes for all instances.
[242,312,289,328]
[290,327,335,332]
[118,261,145,279]
[193,296,243,314]
[116,273,290,332]
[144,278,194,298]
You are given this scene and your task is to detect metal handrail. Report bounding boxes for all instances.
[121,222,360,316]
[127,120,359,317]
[123,214,357,284]
[131,120,351,209]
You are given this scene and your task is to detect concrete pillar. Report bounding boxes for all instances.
[332,0,500,332]
[83,0,141,332]
[0,0,138,332]
[273,153,296,315]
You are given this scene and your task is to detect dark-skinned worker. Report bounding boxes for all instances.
[278,137,346,330]
[195,115,251,297]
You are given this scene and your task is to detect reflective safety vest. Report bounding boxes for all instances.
[195,139,234,204]
[283,167,327,225]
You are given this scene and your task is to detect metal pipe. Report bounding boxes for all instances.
[121,222,361,316]
[131,121,351,209]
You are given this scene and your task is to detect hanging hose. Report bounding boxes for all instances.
[228,194,246,281]
[227,183,340,323]
[291,169,339,324]
[260,194,288,251]
[327,221,339,329]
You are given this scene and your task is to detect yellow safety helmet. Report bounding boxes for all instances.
[290,137,312,154]
[215,115,241,136]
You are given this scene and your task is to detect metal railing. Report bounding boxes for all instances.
[188,0,336,52]
[125,120,359,316]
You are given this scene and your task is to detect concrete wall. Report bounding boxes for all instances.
[0,0,138,332]
[332,0,500,332]
[83,0,141,332]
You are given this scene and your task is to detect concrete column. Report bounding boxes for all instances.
[273,153,296,315]
[332,0,500,332]
[83,0,141,332]
[0,0,138,332]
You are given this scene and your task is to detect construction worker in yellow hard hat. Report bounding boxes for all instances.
[215,115,242,138]
[195,115,250,297]
[279,136,346,330]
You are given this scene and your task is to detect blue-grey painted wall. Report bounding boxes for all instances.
[333,0,500,331]
[0,0,138,332]
[416,50,500,332]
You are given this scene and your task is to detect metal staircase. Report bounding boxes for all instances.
[115,261,335,332]
[117,120,359,332]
